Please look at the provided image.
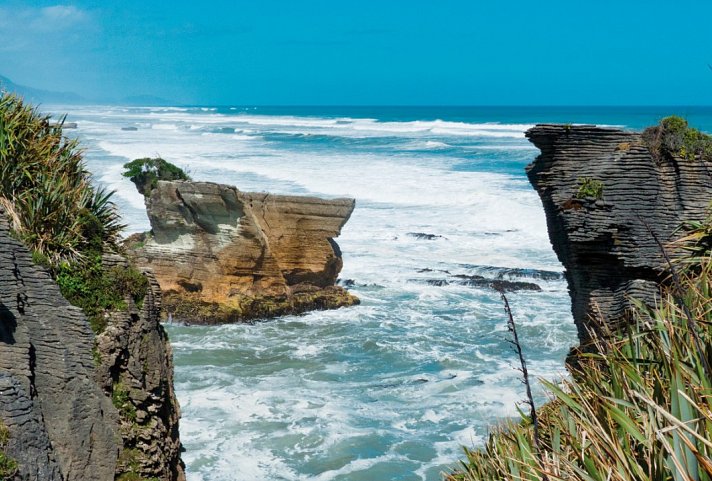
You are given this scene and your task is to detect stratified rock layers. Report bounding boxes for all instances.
[131,181,359,323]
[526,124,712,342]
[0,217,118,481]
[96,254,185,481]
[0,213,184,481]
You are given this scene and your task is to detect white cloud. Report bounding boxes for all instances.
[0,4,93,52]
[32,5,90,30]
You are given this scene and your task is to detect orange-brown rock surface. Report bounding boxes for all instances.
[129,181,359,323]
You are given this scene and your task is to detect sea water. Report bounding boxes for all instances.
[52,105,712,481]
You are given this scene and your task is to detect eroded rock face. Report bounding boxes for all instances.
[526,124,712,342]
[0,217,118,481]
[130,181,359,323]
[95,254,185,481]
[0,213,184,481]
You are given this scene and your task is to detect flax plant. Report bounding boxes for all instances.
[0,93,123,264]
[448,213,712,481]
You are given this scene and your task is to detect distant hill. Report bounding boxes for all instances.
[121,94,174,106]
[0,75,177,106]
[0,75,85,104]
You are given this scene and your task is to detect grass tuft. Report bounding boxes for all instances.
[448,210,712,481]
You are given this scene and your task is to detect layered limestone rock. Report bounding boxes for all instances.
[0,216,118,480]
[526,124,712,342]
[95,255,185,481]
[0,212,184,481]
[129,181,359,323]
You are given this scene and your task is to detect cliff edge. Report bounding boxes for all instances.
[526,124,712,342]
[0,213,184,481]
[129,181,359,324]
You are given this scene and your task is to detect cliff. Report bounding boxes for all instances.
[95,254,185,481]
[0,213,184,481]
[526,124,712,342]
[129,181,359,324]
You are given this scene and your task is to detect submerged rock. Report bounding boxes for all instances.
[407,232,447,240]
[526,124,712,342]
[129,181,359,324]
[410,273,541,292]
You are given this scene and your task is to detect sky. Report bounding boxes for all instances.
[1,0,711,105]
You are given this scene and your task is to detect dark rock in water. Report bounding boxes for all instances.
[452,273,486,281]
[417,268,451,274]
[456,264,562,281]
[526,124,712,342]
[407,232,447,240]
[411,274,541,292]
[457,277,541,292]
[121,126,139,131]
[493,267,562,281]
[339,278,356,287]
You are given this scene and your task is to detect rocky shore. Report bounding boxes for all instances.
[127,181,359,324]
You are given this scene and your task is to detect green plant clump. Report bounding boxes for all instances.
[643,115,712,162]
[112,383,137,423]
[0,420,18,479]
[55,251,149,333]
[448,213,712,481]
[0,93,123,265]
[122,157,190,196]
[575,177,604,200]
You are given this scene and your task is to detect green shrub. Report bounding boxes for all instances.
[112,383,137,423]
[448,214,712,481]
[0,93,123,265]
[0,420,17,479]
[122,157,190,196]
[56,251,149,333]
[643,115,712,162]
[575,177,603,200]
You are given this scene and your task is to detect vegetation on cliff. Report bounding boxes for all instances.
[0,93,123,264]
[122,157,190,196]
[0,93,148,333]
[0,421,17,479]
[643,115,712,162]
[448,208,712,481]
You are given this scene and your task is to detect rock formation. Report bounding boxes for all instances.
[0,211,184,481]
[526,124,712,342]
[129,181,359,324]
[0,215,118,480]
[95,255,185,481]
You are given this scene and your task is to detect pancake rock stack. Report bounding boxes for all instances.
[0,212,184,481]
[129,181,359,324]
[526,124,712,342]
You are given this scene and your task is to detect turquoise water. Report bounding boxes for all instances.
[54,105,712,481]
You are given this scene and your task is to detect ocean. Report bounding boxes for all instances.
[50,105,712,481]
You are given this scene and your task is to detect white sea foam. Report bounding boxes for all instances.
[59,105,577,481]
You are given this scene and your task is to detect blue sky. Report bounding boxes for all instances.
[1,0,711,105]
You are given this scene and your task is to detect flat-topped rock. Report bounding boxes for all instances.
[526,124,712,342]
[129,181,359,323]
